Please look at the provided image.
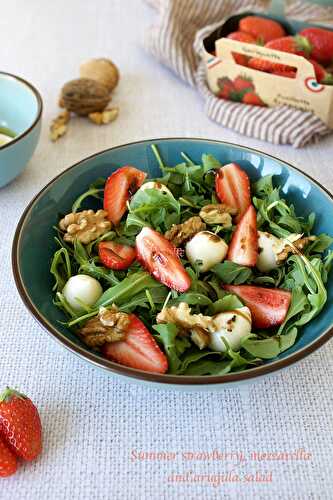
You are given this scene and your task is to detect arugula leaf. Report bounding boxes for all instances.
[153,323,191,373]
[50,248,72,291]
[170,292,213,307]
[211,261,253,284]
[71,178,105,213]
[208,295,243,315]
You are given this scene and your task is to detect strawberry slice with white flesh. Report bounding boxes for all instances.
[102,314,168,373]
[98,241,136,270]
[223,284,291,329]
[215,163,251,222]
[104,166,146,225]
[136,227,191,292]
[227,205,258,267]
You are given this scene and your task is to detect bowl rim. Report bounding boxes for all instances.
[0,71,43,152]
[11,137,333,385]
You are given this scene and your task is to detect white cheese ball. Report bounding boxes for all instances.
[256,231,281,272]
[63,274,103,312]
[209,307,252,352]
[186,231,228,272]
[139,181,172,195]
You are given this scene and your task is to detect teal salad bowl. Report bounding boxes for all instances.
[12,139,333,389]
[0,72,42,188]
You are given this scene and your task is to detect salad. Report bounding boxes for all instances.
[50,145,333,376]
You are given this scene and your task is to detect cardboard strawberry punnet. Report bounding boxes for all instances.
[203,18,333,128]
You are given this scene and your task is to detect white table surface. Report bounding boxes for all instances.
[1,1,333,498]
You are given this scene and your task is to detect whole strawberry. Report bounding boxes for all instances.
[226,31,255,66]
[0,388,42,462]
[233,76,254,92]
[239,16,285,43]
[300,27,333,66]
[265,35,311,58]
[310,59,333,84]
[0,435,17,477]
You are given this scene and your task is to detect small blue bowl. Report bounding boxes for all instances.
[12,138,333,390]
[0,72,42,188]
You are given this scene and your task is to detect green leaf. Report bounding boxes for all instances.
[153,323,190,373]
[278,286,308,334]
[242,335,281,359]
[212,261,253,284]
[201,154,221,172]
[170,293,212,307]
[184,358,233,376]
[307,234,333,254]
[208,295,243,315]
[50,248,72,292]
[71,178,105,213]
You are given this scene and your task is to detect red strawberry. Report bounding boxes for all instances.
[136,227,191,292]
[98,241,136,270]
[227,205,258,267]
[102,314,168,373]
[248,57,291,74]
[0,435,17,477]
[239,16,285,43]
[215,163,251,222]
[300,27,333,66]
[233,75,254,92]
[217,77,236,99]
[227,31,256,44]
[309,59,333,84]
[265,35,311,58]
[271,69,296,79]
[104,166,146,225]
[223,285,291,329]
[227,32,256,66]
[0,388,42,461]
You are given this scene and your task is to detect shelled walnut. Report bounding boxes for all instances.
[88,107,119,125]
[50,110,71,142]
[59,209,111,244]
[164,216,206,247]
[79,305,130,348]
[199,204,238,227]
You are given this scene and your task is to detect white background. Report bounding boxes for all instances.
[1,1,333,498]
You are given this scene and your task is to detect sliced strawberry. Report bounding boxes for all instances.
[104,166,146,225]
[227,205,258,267]
[223,284,291,329]
[136,227,191,292]
[215,163,251,222]
[102,314,168,373]
[98,241,136,270]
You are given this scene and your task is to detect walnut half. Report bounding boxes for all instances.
[79,305,130,348]
[199,204,237,227]
[59,209,111,244]
[164,216,206,247]
[277,235,316,263]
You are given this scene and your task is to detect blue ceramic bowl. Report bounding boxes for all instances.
[0,72,42,187]
[12,139,333,389]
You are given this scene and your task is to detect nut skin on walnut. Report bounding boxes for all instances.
[164,216,206,247]
[59,209,111,244]
[60,78,111,116]
[199,204,237,227]
[79,305,130,348]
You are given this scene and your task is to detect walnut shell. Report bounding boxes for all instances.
[80,58,119,93]
[60,78,110,116]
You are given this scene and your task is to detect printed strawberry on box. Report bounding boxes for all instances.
[202,12,333,127]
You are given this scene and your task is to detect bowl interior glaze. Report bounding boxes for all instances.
[12,138,333,386]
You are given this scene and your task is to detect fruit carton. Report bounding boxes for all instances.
[202,12,333,128]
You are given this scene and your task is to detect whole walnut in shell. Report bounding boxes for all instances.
[60,78,110,116]
[80,58,119,93]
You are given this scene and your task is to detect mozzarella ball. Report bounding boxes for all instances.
[139,181,172,195]
[256,231,281,272]
[185,231,228,272]
[63,274,103,312]
[209,307,252,352]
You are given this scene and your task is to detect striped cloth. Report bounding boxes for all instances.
[144,0,333,147]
